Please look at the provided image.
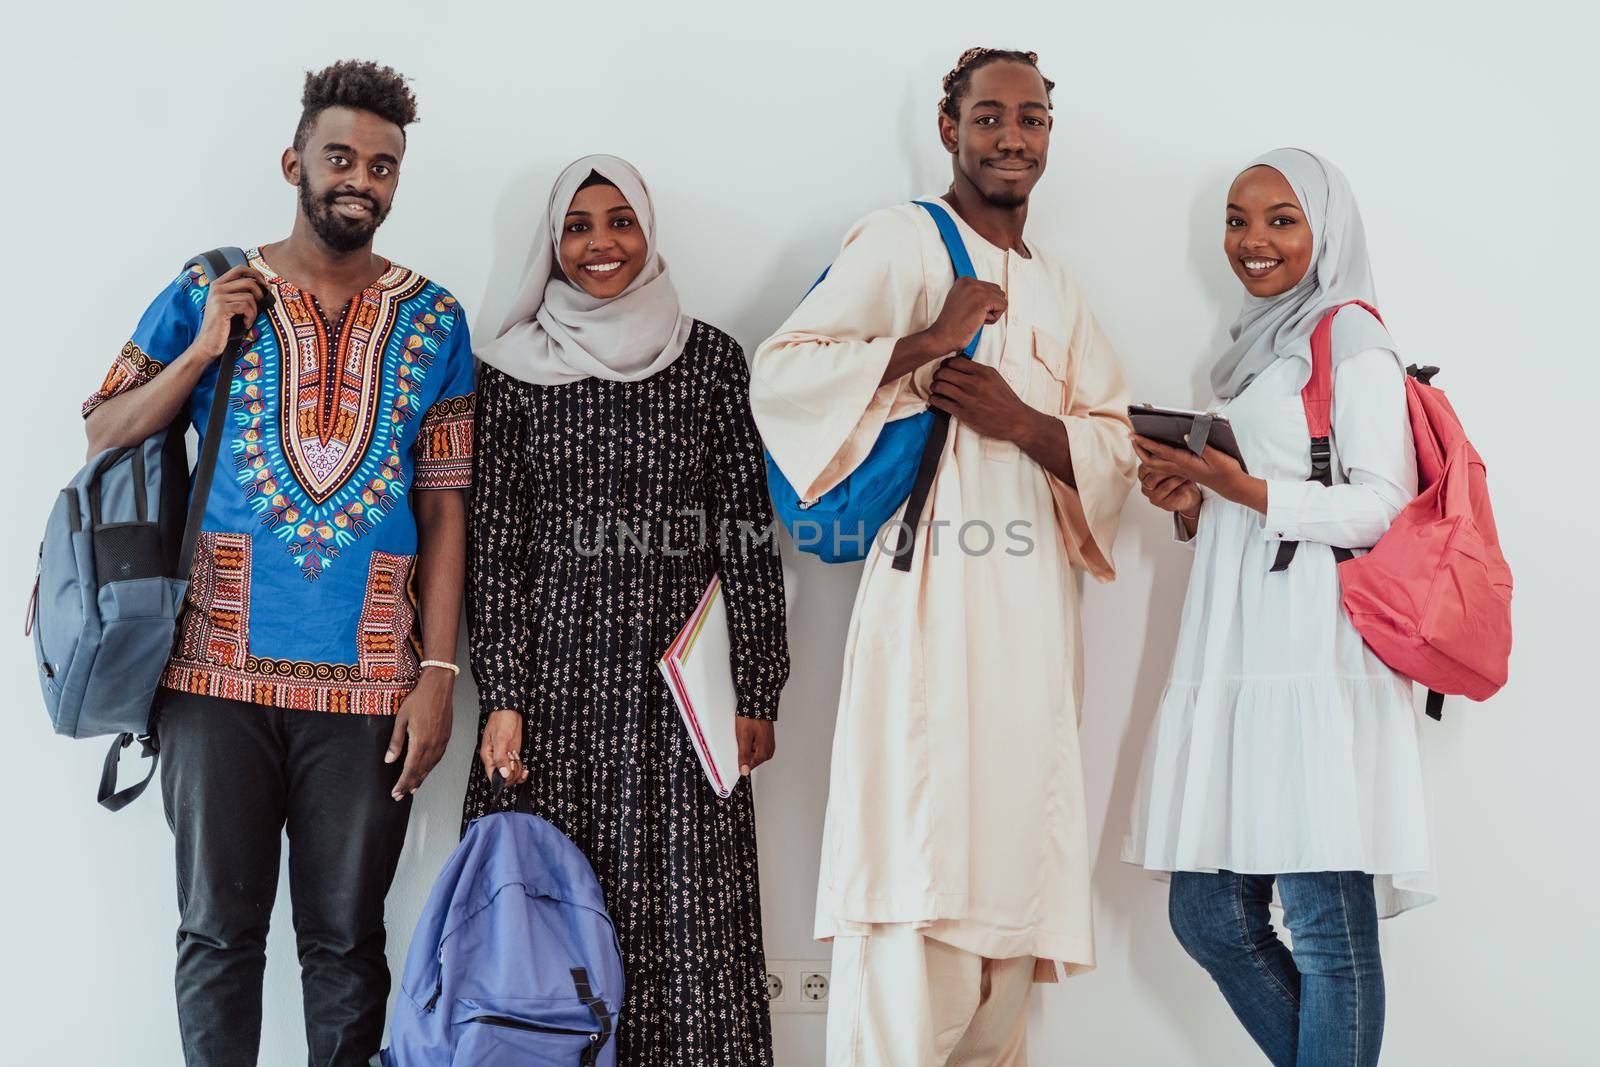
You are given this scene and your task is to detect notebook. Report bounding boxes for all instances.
[659,576,740,799]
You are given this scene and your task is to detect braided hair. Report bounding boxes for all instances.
[938,47,1055,121]
[294,60,419,150]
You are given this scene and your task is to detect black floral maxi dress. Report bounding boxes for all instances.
[462,321,790,1066]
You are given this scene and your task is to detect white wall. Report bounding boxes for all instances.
[3,1,1594,1063]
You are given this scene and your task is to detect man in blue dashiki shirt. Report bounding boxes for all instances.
[82,61,473,1066]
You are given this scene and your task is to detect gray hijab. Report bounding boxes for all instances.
[1212,147,1393,400]
[476,154,692,386]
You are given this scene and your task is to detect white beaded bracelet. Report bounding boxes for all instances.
[420,660,461,676]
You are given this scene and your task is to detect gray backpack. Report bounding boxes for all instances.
[28,247,248,810]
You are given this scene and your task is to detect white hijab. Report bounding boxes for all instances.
[1212,148,1393,399]
[476,154,692,386]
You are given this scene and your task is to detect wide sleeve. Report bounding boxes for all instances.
[706,334,792,722]
[82,268,204,418]
[748,207,931,501]
[465,364,535,713]
[414,312,477,491]
[1262,347,1416,549]
[1045,307,1137,581]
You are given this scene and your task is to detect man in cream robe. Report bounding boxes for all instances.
[750,51,1135,1066]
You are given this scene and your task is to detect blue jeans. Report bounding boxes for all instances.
[1169,871,1385,1067]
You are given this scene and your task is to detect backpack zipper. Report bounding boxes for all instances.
[25,547,41,638]
[423,970,443,1013]
[423,944,445,1013]
[465,1015,600,1041]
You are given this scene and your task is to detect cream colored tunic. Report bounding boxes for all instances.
[750,203,1136,975]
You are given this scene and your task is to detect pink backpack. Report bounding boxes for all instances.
[1277,300,1513,719]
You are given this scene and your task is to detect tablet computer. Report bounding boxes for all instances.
[1128,404,1248,472]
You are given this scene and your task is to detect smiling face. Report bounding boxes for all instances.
[286,106,404,254]
[1225,165,1315,298]
[558,180,648,299]
[940,60,1052,208]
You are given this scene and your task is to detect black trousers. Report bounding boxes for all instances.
[157,689,413,1067]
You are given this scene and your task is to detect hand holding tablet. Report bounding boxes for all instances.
[1128,404,1248,472]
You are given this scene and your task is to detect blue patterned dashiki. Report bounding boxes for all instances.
[83,248,475,715]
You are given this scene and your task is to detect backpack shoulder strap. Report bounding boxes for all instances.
[1270,298,1383,573]
[572,967,615,1065]
[176,247,249,582]
[911,199,981,357]
[189,246,249,279]
[1302,298,1384,439]
[892,201,985,574]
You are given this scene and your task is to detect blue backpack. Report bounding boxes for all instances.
[382,798,625,1067]
[764,199,981,568]
[28,247,249,810]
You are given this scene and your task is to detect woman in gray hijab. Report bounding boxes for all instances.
[1122,149,1433,1067]
[463,155,790,1065]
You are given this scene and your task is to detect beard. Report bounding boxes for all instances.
[957,156,1035,210]
[298,180,389,253]
[978,185,1029,209]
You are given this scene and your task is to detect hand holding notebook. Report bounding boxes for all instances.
[659,577,741,799]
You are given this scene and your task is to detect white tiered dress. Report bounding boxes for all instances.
[1123,322,1435,918]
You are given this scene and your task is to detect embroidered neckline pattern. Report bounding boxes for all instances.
[200,250,459,580]
[259,256,413,505]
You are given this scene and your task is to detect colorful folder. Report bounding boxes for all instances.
[659,576,740,799]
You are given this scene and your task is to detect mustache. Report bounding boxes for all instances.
[321,189,379,213]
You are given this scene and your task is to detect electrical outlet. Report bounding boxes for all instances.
[766,960,831,1014]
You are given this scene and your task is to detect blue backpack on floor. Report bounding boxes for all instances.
[28,247,249,811]
[382,794,625,1067]
[764,199,982,567]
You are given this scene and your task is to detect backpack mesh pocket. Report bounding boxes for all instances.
[93,523,167,586]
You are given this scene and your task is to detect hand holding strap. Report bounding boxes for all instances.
[489,770,537,817]
[176,247,251,583]
[892,201,984,574]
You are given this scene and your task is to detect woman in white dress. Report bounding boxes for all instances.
[1122,148,1433,1067]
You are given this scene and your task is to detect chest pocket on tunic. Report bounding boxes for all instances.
[983,325,1071,462]
[1026,326,1071,414]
